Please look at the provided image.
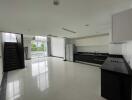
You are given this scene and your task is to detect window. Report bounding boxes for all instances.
[3,33,17,42]
[35,36,46,41]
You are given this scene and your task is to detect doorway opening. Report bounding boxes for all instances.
[31,36,47,58]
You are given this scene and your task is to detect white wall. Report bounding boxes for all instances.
[74,35,109,53]
[51,37,65,58]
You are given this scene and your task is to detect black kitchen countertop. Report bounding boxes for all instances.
[101,56,132,75]
[74,52,109,56]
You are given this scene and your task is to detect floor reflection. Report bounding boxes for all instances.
[31,58,49,91]
[7,80,21,100]
[37,72,49,91]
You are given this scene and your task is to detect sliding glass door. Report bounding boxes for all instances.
[31,36,47,58]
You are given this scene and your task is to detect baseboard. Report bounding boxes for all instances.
[51,56,64,59]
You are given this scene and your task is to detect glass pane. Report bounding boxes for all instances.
[31,36,47,58]
[3,33,17,42]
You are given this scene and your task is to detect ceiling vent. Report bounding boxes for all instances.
[62,28,76,34]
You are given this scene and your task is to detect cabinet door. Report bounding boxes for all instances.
[69,45,73,61]
[112,8,132,43]
[101,70,122,100]
[66,45,70,61]
[0,34,3,85]
[0,56,3,85]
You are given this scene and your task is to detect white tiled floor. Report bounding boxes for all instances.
[6,57,106,100]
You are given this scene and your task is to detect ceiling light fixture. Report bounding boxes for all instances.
[53,0,60,6]
[62,28,76,34]
[85,24,89,26]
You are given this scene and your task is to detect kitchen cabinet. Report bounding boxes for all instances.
[101,56,132,100]
[0,57,3,85]
[112,8,132,43]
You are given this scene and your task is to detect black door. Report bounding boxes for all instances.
[3,33,25,72]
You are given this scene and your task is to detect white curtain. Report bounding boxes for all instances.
[51,37,65,58]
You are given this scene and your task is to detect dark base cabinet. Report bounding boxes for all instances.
[101,69,132,100]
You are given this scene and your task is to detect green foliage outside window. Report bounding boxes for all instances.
[31,41,46,51]
[31,43,37,51]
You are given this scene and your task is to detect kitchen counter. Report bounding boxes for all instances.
[101,55,132,100]
[74,52,109,65]
[101,56,132,75]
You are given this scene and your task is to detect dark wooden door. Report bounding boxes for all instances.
[16,34,25,68]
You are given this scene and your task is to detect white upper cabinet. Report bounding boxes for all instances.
[112,8,132,43]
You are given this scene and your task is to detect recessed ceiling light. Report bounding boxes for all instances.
[85,24,89,26]
[62,28,76,34]
[53,0,60,6]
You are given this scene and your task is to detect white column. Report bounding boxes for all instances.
[0,33,3,85]
[23,37,32,59]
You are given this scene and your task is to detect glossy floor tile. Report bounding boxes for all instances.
[6,57,106,100]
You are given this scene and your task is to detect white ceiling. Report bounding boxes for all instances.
[0,0,132,38]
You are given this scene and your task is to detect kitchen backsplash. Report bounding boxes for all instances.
[122,41,132,68]
[109,44,122,55]
[76,45,109,53]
